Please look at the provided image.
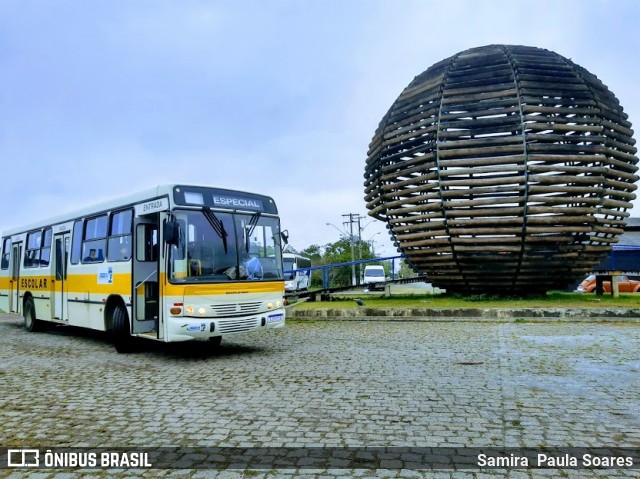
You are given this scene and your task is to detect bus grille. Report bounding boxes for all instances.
[210,302,262,317]
[218,317,260,334]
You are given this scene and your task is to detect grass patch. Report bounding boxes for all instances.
[290,291,640,310]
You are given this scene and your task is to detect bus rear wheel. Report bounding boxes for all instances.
[24,297,42,332]
[112,305,135,353]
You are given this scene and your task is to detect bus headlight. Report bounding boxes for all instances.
[186,305,195,315]
[198,307,206,316]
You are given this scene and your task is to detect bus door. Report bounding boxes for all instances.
[132,213,159,335]
[52,233,70,320]
[10,242,22,314]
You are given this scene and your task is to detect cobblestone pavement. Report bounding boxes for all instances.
[0,313,638,478]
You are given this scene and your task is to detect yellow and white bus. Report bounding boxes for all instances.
[0,184,287,352]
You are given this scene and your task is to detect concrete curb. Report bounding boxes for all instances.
[287,307,640,322]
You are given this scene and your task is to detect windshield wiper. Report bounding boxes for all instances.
[245,212,261,252]
[202,207,228,254]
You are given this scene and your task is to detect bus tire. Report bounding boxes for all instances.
[112,305,135,353]
[24,297,41,332]
[209,336,222,347]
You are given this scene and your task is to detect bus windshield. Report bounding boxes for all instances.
[168,209,284,283]
[283,257,295,280]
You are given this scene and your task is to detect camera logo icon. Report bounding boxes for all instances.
[7,449,40,467]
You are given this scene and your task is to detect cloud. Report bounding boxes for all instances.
[1,0,638,250]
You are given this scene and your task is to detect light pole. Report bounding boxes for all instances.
[367,232,380,257]
[326,222,356,286]
[359,217,378,259]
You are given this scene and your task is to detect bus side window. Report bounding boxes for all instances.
[40,228,52,267]
[0,238,10,270]
[70,220,83,264]
[24,230,42,268]
[82,215,108,263]
[108,209,133,261]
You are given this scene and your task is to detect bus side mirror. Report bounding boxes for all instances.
[281,230,289,245]
[164,221,180,245]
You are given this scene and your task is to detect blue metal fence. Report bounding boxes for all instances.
[284,255,404,289]
[594,245,640,272]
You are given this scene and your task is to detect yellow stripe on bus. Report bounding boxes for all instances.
[0,272,284,298]
[165,281,284,296]
[66,273,132,295]
[0,276,12,290]
[0,274,133,297]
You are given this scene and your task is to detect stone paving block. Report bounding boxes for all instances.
[0,314,638,478]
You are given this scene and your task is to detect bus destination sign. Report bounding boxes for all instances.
[212,195,264,211]
[172,186,277,214]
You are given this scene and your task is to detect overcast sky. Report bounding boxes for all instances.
[1,0,638,256]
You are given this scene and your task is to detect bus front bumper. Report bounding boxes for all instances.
[166,310,285,342]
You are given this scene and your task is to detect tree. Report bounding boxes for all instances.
[299,244,323,263]
[398,258,419,279]
[305,237,377,288]
[295,244,323,288]
[288,237,379,289]
[321,237,355,288]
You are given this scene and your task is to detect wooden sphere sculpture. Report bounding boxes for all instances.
[364,45,638,294]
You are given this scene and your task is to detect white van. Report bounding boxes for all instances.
[363,265,386,290]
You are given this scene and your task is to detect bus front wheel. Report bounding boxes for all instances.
[112,305,135,354]
[24,298,41,332]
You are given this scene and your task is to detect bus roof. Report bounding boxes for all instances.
[2,184,277,237]
[283,253,311,259]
